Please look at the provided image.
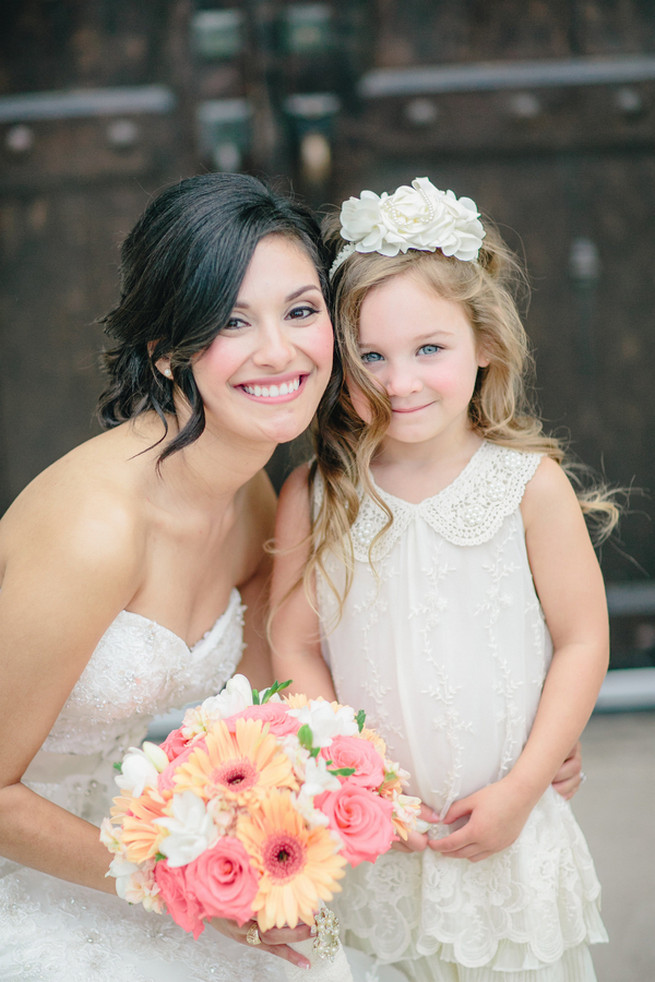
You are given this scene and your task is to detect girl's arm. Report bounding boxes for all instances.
[431,457,608,861]
[269,465,337,700]
[235,471,278,691]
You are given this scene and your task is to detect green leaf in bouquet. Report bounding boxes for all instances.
[356,709,366,732]
[297,723,315,750]
[260,679,292,703]
[252,688,261,705]
[328,766,355,777]
[113,762,122,772]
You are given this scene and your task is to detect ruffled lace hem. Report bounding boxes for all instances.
[378,941,599,981]
[333,791,607,971]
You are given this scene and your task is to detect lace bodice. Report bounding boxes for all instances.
[41,588,245,756]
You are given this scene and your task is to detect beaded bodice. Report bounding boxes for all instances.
[316,442,552,815]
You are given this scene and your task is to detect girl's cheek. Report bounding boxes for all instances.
[346,379,373,424]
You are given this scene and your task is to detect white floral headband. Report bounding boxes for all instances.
[329,176,485,279]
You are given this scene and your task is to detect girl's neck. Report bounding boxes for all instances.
[371,430,483,503]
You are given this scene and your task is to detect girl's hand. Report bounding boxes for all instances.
[209,917,313,969]
[552,741,583,800]
[392,801,440,853]
[428,779,533,863]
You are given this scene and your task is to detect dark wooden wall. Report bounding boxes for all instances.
[1,1,653,666]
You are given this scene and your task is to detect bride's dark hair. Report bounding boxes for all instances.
[97,172,330,461]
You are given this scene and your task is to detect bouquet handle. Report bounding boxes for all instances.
[283,906,354,982]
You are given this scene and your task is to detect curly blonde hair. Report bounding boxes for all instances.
[302,209,620,616]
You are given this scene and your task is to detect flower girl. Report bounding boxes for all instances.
[270,177,617,981]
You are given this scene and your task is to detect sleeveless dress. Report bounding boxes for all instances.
[315,442,608,982]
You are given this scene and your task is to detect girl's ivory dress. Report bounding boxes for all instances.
[316,442,607,982]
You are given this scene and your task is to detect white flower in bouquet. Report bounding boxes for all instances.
[155,791,218,867]
[182,674,254,739]
[115,742,167,797]
[288,700,358,748]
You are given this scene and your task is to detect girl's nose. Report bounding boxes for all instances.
[384,363,422,398]
[252,323,295,370]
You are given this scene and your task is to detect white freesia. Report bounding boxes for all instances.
[331,176,485,276]
[182,674,253,739]
[99,817,123,855]
[288,699,358,748]
[300,755,342,798]
[110,857,164,912]
[155,791,218,867]
[114,746,161,797]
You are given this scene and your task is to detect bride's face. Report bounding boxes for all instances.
[192,234,334,449]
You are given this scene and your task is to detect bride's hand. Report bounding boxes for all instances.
[392,801,440,853]
[209,917,313,969]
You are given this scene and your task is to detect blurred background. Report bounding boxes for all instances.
[1,0,653,678]
[1,3,654,979]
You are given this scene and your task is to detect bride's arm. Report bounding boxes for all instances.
[0,489,142,891]
[269,466,337,700]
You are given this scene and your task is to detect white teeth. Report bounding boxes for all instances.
[243,377,301,398]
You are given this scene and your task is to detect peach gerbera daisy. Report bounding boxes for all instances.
[120,786,170,864]
[238,789,347,931]
[172,717,298,804]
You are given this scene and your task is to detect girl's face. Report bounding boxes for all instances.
[190,234,334,449]
[350,270,488,454]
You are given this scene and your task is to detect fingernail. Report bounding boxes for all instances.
[309,923,317,937]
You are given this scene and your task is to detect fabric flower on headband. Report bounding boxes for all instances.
[330,176,485,277]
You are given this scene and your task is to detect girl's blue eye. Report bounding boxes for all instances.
[419,343,441,355]
[360,351,383,364]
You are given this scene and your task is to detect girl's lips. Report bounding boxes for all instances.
[238,374,307,403]
[391,403,433,414]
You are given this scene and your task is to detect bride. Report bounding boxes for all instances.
[0,172,392,982]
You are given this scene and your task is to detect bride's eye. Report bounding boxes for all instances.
[288,304,319,321]
[418,343,441,355]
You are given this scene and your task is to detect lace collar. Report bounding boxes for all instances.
[338,442,540,560]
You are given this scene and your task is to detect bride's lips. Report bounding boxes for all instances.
[237,373,308,403]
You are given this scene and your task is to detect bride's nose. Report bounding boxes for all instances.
[252,323,296,370]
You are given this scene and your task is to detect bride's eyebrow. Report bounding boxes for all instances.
[233,284,322,311]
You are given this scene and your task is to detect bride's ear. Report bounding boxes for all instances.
[147,340,173,380]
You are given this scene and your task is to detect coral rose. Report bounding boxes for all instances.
[187,837,258,926]
[315,784,395,867]
[159,726,188,762]
[225,703,301,738]
[154,861,206,939]
[320,735,385,790]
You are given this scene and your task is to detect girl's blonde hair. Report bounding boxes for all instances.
[303,210,620,616]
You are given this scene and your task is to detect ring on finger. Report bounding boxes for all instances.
[246,924,261,946]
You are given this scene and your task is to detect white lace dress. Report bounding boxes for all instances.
[0,590,286,981]
[316,442,608,982]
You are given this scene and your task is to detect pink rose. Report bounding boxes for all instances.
[315,785,395,867]
[224,703,301,738]
[154,860,206,939]
[320,735,385,790]
[187,836,259,926]
[157,739,207,794]
[159,727,188,761]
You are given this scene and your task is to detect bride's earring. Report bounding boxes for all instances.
[163,367,172,378]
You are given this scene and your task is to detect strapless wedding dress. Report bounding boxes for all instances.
[0,589,404,982]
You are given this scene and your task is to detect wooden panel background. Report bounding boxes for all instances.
[0,0,653,667]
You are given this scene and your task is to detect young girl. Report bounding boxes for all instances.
[270,178,615,982]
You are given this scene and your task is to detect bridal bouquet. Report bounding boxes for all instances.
[101,676,419,946]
